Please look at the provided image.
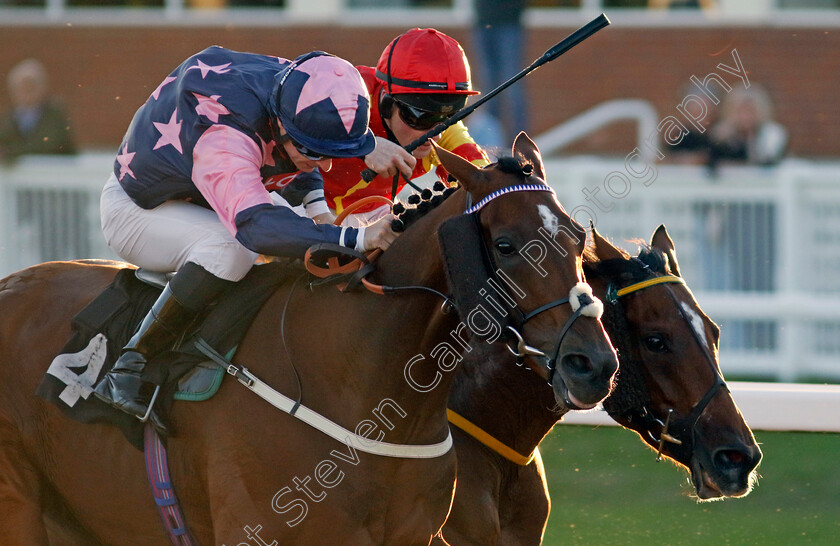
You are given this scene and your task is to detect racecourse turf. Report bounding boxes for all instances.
[540,425,840,544]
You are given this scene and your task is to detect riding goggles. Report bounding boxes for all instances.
[394,99,453,131]
[292,139,328,161]
[279,132,329,161]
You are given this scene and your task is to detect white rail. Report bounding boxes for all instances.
[535,99,661,162]
[543,158,840,383]
[562,382,840,432]
[0,154,118,275]
[2,154,840,384]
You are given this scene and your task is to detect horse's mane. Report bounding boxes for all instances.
[391,182,457,233]
[391,154,535,233]
[496,155,535,178]
[583,240,672,420]
[582,240,670,285]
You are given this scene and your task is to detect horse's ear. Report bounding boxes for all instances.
[592,225,625,261]
[432,141,482,192]
[512,132,546,180]
[650,224,682,277]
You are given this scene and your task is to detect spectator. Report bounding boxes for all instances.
[669,83,717,166]
[471,0,529,148]
[0,58,77,164]
[708,84,787,168]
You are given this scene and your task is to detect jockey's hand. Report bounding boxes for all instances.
[311,211,336,224]
[364,137,416,181]
[363,214,399,252]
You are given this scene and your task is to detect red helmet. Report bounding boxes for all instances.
[375,28,479,97]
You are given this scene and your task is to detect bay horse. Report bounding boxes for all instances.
[437,225,762,545]
[0,134,617,544]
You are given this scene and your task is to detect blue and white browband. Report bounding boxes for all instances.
[464,184,555,215]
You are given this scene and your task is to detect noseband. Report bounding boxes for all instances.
[442,184,604,388]
[607,272,728,462]
[504,282,603,386]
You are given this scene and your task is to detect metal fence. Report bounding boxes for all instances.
[0,154,117,276]
[545,158,840,383]
[1,154,839,383]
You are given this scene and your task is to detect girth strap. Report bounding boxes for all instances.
[144,424,197,546]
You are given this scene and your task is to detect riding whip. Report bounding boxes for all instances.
[360,12,612,188]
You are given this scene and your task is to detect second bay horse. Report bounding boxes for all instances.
[438,225,762,545]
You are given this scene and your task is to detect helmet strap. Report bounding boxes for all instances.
[385,33,403,96]
[379,91,394,119]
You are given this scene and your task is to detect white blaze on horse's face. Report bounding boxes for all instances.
[537,204,560,236]
[680,301,709,347]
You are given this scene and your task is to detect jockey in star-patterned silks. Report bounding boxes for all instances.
[95,46,410,430]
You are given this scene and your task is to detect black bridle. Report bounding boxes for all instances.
[459,185,603,388]
[605,272,728,462]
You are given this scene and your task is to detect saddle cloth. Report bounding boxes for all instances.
[36,261,302,449]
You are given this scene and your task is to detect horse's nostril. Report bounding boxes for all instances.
[560,353,594,376]
[713,448,755,473]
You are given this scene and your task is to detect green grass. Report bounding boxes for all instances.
[540,426,840,545]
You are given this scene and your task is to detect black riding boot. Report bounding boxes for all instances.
[93,262,233,426]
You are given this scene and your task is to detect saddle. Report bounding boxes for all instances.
[37,261,303,449]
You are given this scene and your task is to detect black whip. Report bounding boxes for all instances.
[360,12,612,189]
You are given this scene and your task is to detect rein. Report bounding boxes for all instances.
[607,272,729,462]
[188,196,460,459]
[297,183,602,461]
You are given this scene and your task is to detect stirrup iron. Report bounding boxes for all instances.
[138,385,161,423]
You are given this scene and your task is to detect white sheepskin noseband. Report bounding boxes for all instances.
[569,282,604,319]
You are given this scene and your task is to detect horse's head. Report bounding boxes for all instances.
[434,133,618,410]
[587,225,762,500]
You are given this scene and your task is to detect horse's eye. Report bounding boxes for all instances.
[644,335,668,353]
[494,239,516,256]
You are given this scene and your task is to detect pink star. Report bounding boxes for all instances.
[152,110,183,154]
[116,143,135,181]
[295,57,364,134]
[193,93,230,122]
[187,60,231,79]
[151,77,176,100]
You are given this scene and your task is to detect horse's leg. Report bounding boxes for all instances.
[0,419,49,545]
[440,440,503,545]
[498,452,551,546]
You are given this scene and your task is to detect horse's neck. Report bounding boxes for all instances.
[371,190,465,289]
[275,193,469,446]
[449,352,567,460]
[347,195,471,433]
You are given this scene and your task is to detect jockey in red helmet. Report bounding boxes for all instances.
[94,47,405,430]
[317,28,490,225]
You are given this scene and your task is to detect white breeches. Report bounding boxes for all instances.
[100,173,257,281]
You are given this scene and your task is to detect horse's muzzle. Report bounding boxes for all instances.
[691,442,763,499]
[553,349,618,409]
